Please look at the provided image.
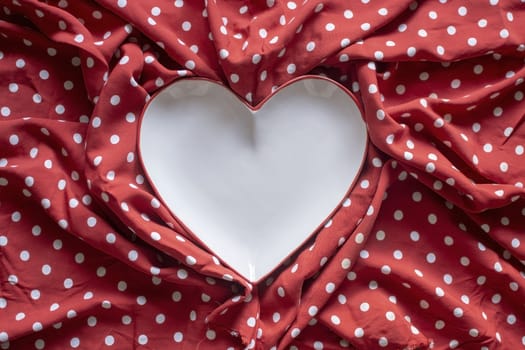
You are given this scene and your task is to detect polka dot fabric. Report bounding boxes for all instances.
[1,0,525,349]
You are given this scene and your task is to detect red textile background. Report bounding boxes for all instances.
[1,0,525,349]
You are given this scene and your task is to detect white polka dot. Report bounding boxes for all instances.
[354,328,364,338]
[121,315,132,324]
[11,211,21,222]
[308,305,319,317]
[219,49,229,59]
[291,328,301,338]
[105,233,116,244]
[33,322,43,332]
[173,332,183,342]
[110,95,120,105]
[138,335,148,345]
[104,335,114,346]
[246,317,257,327]
[468,328,479,337]
[230,74,239,83]
[55,104,65,115]
[306,41,315,52]
[150,6,161,16]
[8,83,19,93]
[9,134,19,145]
[38,70,50,80]
[432,287,445,298]
[177,269,188,279]
[64,278,73,289]
[16,58,26,68]
[385,311,395,321]
[16,312,27,320]
[74,34,84,43]
[31,93,43,104]
[183,256,197,266]
[251,54,262,64]
[360,302,370,312]
[325,282,335,293]
[374,7,387,16]
[0,332,9,349]
[426,253,436,263]
[128,250,138,261]
[340,38,350,48]
[87,217,97,227]
[476,276,487,288]
[507,314,517,325]
[394,210,404,220]
[150,231,161,241]
[453,307,463,317]
[393,250,403,260]
[185,60,195,70]
[344,9,353,19]
[70,133,82,144]
[41,198,51,209]
[330,315,341,325]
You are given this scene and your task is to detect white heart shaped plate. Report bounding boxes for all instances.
[138,76,367,282]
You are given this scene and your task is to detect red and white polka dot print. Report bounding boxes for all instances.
[1,0,525,349]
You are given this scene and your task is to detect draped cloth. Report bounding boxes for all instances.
[1,1,525,349]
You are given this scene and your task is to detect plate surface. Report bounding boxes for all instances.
[139,77,367,282]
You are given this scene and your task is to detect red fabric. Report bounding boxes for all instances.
[1,0,525,349]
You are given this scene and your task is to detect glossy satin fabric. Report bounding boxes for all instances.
[1,1,525,349]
